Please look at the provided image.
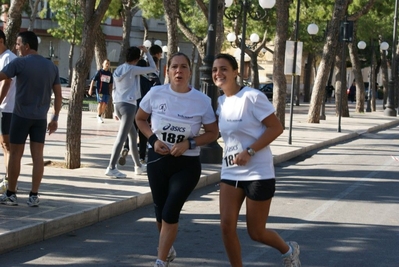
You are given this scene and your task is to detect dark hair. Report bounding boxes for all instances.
[126,46,141,62]
[214,53,239,70]
[167,52,191,70]
[0,30,6,43]
[136,58,148,67]
[149,45,162,56]
[18,31,38,51]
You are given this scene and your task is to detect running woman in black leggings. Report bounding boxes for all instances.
[135,52,218,267]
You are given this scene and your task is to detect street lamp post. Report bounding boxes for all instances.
[307,23,327,120]
[199,0,223,164]
[357,40,389,112]
[49,41,54,61]
[385,0,398,116]
[287,0,301,144]
[224,0,276,85]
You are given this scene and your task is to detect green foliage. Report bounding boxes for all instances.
[138,0,208,41]
[289,0,335,53]
[138,0,164,19]
[180,0,207,34]
[355,0,395,65]
[47,0,84,45]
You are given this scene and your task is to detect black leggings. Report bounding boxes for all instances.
[147,148,201,224]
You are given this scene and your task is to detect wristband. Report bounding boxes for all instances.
[51,114,59,122]
[148,134,158,147]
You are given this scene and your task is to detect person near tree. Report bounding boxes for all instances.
[213,53,301,267]
[88,59,113,123]
[105,46,156,178]
[135,52,218,267]
[0,31,62,207]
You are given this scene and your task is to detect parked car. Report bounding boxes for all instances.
[258,83,273,100]
[60,77,69,87]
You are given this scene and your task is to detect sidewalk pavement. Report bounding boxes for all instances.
[0,99,398,254]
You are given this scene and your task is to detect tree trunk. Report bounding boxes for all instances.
[303,53,313,103]
[118,1,138,64]
[163,0,180,84]
[68,44,75,86]
[334,43,350,117]
[348,39,366,113]
[65,0,111,169]
[273,0,289,128]
[307,0,350,123]
[27,0,41,31]
[4,0,26,53]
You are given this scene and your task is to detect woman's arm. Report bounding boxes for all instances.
[170,121,219,157]
[233,113,283,166]
[135,107,170,155]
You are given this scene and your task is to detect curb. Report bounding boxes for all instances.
[1,119,398,255]
[0,171,220,255]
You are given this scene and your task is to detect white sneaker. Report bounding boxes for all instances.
[135,165,146,175]
[166,246,176,265]
[97,116,104,123]
[105,167,126,178]
[154,260,165,267]
[282,241,301,267]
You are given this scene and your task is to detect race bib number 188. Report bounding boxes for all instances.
[223,141,243,168]
[156,119,191,147]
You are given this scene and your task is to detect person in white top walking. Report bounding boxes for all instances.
[0,30,17,193]
[105,46,157,178]
[213,53,301,267]
[136,52,218,267]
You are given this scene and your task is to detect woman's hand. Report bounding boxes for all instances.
[233,150,250,166]
[170,140,190,157]
[153,140,170,155]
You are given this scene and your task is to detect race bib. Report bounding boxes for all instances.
[100,74,111,83]
[155,119,192,148]
[223,140,243,168]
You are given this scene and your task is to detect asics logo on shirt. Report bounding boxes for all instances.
[159,104,167,112]
[226,145,239,153]
[162,123,186,132]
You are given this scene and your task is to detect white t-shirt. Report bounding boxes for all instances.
[0,49,17,113]
[139,84,216,156]
[216,86,276,181]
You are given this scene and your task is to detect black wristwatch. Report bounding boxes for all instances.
[246,147,256,156]
[188,138,197,149]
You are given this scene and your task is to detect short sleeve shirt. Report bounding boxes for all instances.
[216,86,276,181]
[139,84,216,156]
[93,69,113,95]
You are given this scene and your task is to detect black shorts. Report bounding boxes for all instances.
[9,114,47,144]
[220,178,276,201]
[0,112,12,135]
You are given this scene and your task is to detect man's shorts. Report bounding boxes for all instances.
[0,112,12,135]
[9,114,47,144]
[96,93,110,104]
[220,178,276,201]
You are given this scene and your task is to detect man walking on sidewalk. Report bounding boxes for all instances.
[0,31,62,207]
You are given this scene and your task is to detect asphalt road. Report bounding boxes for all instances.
[1,127,398,267]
